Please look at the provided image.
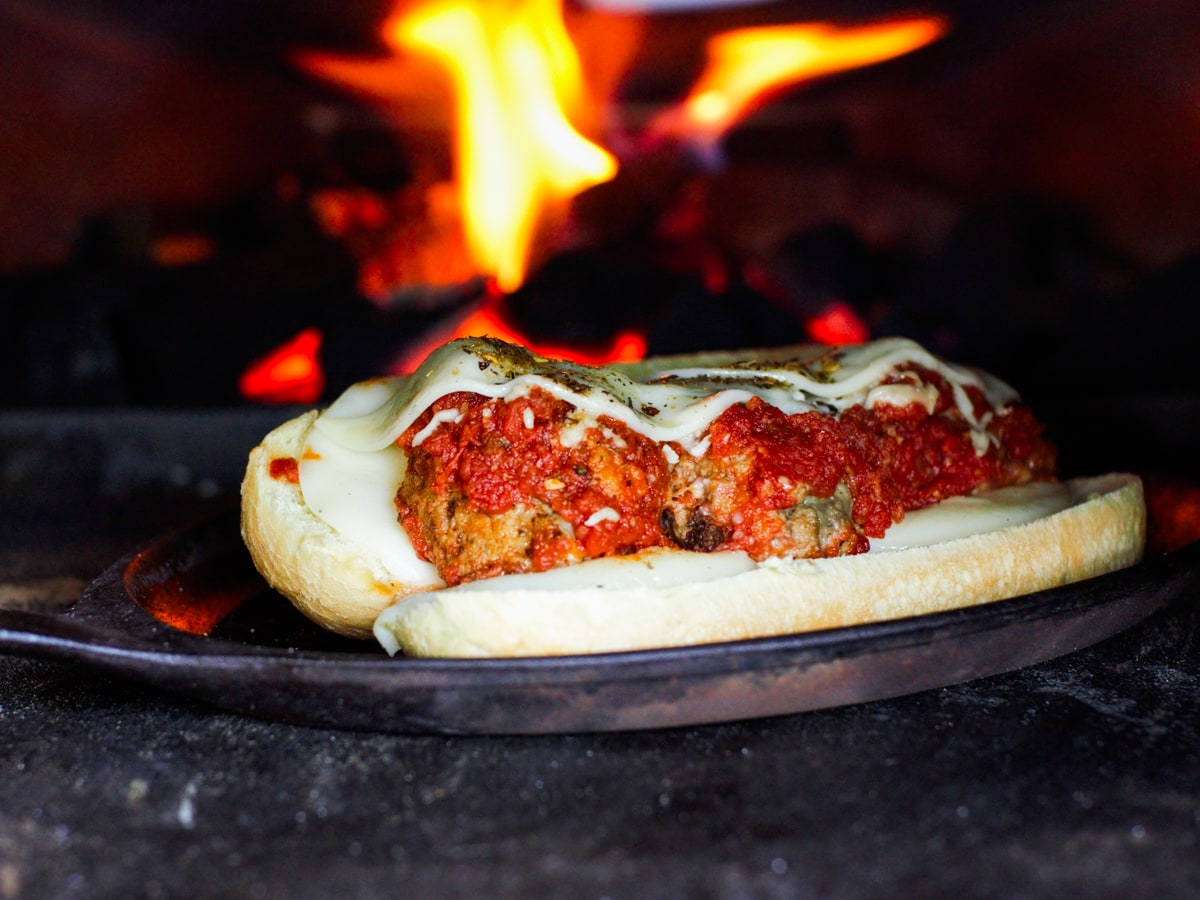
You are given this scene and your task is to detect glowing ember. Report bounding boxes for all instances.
[805,300,869,345]
[309,189,390,236]
[1145,474,1200,554]
[662,17,947,158]
[395,290,647,373]
[238,328,325,404]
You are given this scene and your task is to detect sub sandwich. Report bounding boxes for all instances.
[240,336,1146,657]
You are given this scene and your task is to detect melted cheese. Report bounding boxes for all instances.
[869,482,1073,551]
[314,336,1015,456]
[299,428,441,588]
[297,337,1043,601]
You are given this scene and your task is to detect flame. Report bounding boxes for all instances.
[668,17,947,153]
[304,1,616,293]
[395,291,647,373]
[300,9,945,297]
[293,7,948,377]
[238,328,325,404]
[392,1,617,291]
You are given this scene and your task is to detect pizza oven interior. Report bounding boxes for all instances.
[0,0,1198,486]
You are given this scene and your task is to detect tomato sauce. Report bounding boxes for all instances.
[398,367,1055,573]
[400,390,671,571]
[706,399,885,557]
[268,456,300,484]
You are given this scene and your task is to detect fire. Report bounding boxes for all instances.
[267,6,952,402]
[303,0,616,293]
[298,6,946,300]
[665,17,947,155]
[395,290,647,373]
[238,328,325,405]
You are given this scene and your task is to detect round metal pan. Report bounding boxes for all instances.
[0,506,1193,734]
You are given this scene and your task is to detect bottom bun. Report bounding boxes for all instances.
[374,474,1146,658]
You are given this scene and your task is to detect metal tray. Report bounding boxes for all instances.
[0,506,1193,734]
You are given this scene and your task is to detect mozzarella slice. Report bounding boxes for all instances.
[314,336,1015,456]
[869,482,1074,551]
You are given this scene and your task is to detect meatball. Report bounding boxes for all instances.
[396,389,670,585]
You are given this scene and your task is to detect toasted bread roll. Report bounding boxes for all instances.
[372,473,1144,656]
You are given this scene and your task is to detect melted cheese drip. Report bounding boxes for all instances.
[297,337,1041,601]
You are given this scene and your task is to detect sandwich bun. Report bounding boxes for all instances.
[241,407,1145,653]
[240,410,436,639]
[374,473,1144,656]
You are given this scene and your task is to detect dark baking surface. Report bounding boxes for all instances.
[2,409,1199,897]
[1,504,1189,736]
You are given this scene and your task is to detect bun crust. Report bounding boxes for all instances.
[242,408,1144,652]
[377,474,1145,657]
[240,411,431,639]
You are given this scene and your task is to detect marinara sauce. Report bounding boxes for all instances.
[396,370,1055,578]
[398,389,671,578]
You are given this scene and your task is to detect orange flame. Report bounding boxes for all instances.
[666,17,947,154]
[395,291,647,373]
[393,1,617,291]
[290,7,950,382]
[304,1,616,293]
